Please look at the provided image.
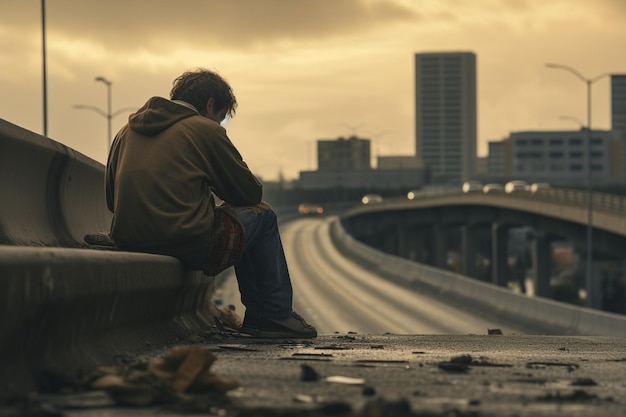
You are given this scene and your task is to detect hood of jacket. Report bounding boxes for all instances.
[129,97,199,136]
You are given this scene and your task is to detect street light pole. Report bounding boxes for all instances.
[74,77,135,153]
[546,63,611,309]
[41,0,48,137]
[95,76,113,148]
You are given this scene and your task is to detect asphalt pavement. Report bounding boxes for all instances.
[5,332,625,417]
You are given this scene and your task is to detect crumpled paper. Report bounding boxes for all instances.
[86,346,240,406]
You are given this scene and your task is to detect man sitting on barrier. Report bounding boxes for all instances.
[105,68,316,339]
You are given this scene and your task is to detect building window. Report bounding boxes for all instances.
[569,151,583,158]
[569,138,582,145]
[550,138,564,145]
[549,152,564,158]
[570,164,583,171]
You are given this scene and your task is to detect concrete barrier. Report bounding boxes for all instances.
[329,217,626,337]
[0,119,213,398]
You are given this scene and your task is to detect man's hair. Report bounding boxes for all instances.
[170,68,237,118]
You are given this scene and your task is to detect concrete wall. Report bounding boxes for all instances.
[0,119,213,398]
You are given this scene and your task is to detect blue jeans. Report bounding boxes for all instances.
[177,207,294,319]
[233,208,293,319]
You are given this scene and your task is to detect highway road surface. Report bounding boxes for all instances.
[216,216,529,336]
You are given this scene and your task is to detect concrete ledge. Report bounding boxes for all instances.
[330,218,626,337]
[0,246,213,398]
[0,118,111,247]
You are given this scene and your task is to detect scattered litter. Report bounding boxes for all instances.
[325,376,366,385]
[472,361,513,368]
[280,356,332,362]
[354,359,409,364]
[571,377,598,386]
[85,346,240,406]
[362,386,376,396]
[293,394,316,403]
[292,352,333,357]
[450,354,472,364]
[314,344,352,350]
[209,304,243,332]
[527,362,580,371]
[217,345,258,352]
[370,345,384,349]
[437,362,470,373]
[300,364,320,382]
[488,328,503,335]
[439,354,511,371]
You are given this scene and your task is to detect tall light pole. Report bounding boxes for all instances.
[95,76,112,148]
[545,63,611,309]
[41,0,48,137]
[74,76,135,152]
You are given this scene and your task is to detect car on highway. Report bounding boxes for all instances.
[530,182,551,193]
[406,189,421,200]
[504,180,529,194]
[462,180,483,193]
[361,194,383,205]
[482,183,504,193]
[297,203,324,215]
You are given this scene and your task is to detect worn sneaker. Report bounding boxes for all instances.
[240,311,317,339]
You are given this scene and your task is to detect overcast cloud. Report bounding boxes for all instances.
[1,0,625,181]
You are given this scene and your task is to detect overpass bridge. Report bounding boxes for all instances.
[341,188,626,312]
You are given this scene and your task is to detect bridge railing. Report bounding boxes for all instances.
[403,187,626,214]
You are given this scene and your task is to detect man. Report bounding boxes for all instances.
[105,68,316,339]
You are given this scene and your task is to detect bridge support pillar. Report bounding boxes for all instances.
[586,258,603,310]
[396,224,405,258]
[400,226,424,262]
[433,224,447,269]
[532,234,551,298]
[382,227,398,256]
[462,225,477,278]
[492,223,509,287]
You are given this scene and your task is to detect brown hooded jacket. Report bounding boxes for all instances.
[105,97,262,256]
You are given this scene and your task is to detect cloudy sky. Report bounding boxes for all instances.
[1,0,625,181]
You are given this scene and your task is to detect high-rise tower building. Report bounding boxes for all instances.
[415,52,477,184]
[612,75,626,138]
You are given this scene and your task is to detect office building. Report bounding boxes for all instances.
[486,140,506,178]
[317,136,370,171]
[415,51,477,185]
[297,137,424,190]
[506,129,619,185]
[611,75,626,178]
[612,75,626,137]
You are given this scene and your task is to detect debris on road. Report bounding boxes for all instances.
[86,346,240,406]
